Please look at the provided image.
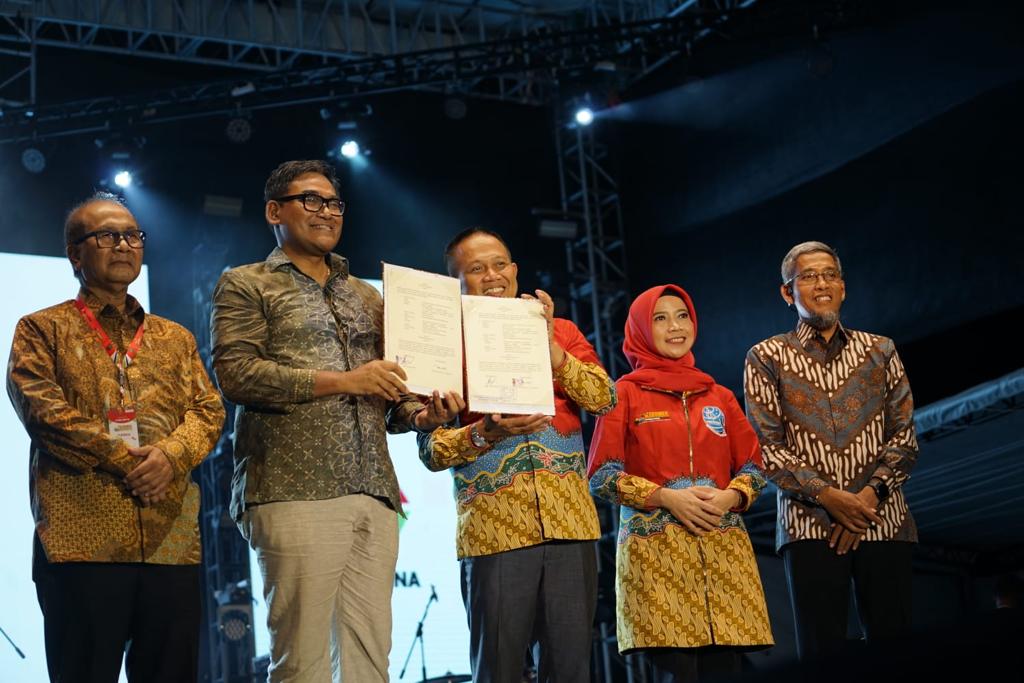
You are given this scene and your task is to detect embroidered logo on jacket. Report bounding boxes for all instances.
[702,406,726,436]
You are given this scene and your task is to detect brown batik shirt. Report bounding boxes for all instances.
[7,289,226,564]
[744,321,919,551]
[211,248,421,521]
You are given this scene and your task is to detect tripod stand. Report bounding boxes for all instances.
[399,585,438,682]
[0,623,25,659]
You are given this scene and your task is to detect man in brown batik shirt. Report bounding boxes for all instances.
[744,240,919,662]
[7,192,225,683]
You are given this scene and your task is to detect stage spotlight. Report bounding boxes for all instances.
[444,97,468,120]
[574,107,594,126]
[21,147,45,174]
[226,117,252,144]
[219,607,252,642]
[114,170,133,188]
[215,579,253,643]
[340,140,360,158]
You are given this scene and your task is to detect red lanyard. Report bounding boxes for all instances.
[74,296,145,404]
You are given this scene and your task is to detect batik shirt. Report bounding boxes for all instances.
[7,289,225,564]
[417,318,615,559]
[744,320,919,551]
[211,248,420,521]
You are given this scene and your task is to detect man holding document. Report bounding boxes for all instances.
[416,228,617,683]
[211,160,458,682]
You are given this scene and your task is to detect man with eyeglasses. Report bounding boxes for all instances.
[211,160,459,682]
[416,227,616,683]
[743,240,919,662]
[7,192,225,682]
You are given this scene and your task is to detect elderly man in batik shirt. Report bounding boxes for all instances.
[211,160,458,683]
[417,227,616,683]
[744,240,919,661]
[7,192,225,683]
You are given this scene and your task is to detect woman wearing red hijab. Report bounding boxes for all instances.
[588,284,773,682]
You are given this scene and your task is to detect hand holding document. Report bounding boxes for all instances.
[383,264,556,416]
[461,295,556,416]
[383,263,463,396]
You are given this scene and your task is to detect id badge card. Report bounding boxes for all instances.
[108,407,140,448]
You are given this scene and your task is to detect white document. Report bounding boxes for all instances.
[383,263,464,396]
[461,295,555,416]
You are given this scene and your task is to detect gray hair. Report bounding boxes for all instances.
[780,241,842,284]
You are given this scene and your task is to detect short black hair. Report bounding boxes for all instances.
[264,160,340,204]
[64,191,126,246]
[443,227,511,277]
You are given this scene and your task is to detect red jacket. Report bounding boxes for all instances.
[588,380,763,492]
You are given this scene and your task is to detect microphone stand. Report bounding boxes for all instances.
[399,586,438,682]
[0,623,25,659]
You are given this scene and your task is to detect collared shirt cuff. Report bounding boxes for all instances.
[429,425,485,469]
[808,478,831,502]
[620,477,661,509]
[154,436,189,479]
[727,483,752,512]
[870,464,895,487]
[290,368,316,402]
[552,350,579,380]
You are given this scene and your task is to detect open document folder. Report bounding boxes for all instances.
[383,263,555,416]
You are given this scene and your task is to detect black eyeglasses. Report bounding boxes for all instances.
[73,229,147,249]
[786,268,842,287]
[273,193,346,216]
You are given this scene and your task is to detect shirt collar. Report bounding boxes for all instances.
[795,319,848,349]
[78,286,145,323]
[266,246,350,280]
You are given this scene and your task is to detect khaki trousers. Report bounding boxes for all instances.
[241,494,399,682]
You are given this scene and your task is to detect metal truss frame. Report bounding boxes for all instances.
[917,392,1024,444]
[192,231,257,683]
[0,1,699,72]
[0,11,34,108]
[555,110,631,383]
[197,434,256,683]
[553,107,637,681]
[0,3,770,143]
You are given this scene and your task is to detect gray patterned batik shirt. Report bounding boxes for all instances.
[211,247,420,521]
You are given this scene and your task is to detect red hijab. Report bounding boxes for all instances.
[618,284,716,393]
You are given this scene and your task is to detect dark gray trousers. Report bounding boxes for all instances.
[460,540,598,683]
[782,540,914,662]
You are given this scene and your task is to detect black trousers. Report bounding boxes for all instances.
[781,540,913,662]
[460,540,598,683]
[33,547,201,683]
[647,646,744,683]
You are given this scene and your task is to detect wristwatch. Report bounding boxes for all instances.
[867,478,889,502]
[469,424,490,449]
